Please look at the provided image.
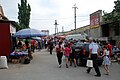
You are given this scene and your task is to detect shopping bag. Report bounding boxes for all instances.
[86,59,93,67]
[0,56,8,69]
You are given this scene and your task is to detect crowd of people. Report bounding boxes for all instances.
[46,37,118,77]
[15,36,119,77]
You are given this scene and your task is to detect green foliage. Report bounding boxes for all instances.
[18,0,31,30]
[103,0,120,23]
[114,0,120,13]
[102,0,120,36]
[114,0,120,22]
[102,11,114,22]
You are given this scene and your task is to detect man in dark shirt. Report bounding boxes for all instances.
[49,39,54,55]
[25,39,29,49]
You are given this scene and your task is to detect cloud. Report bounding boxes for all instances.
[0,0,115,34]
[0,0,19,20]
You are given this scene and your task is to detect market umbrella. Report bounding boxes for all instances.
[31,37,41,41]
[14,28,46,38]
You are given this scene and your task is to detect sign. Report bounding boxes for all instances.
[10,24,16,34]
[41,30,49,35]
[90,10,102,29]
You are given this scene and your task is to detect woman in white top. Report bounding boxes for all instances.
[102,46,111,75]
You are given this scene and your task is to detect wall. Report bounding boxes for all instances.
[0,22,11,56]
[89,26,102,38]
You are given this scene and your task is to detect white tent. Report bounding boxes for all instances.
[66,34,87,40]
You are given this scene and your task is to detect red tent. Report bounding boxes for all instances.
[55,35,66,39]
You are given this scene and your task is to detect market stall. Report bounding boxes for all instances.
[9,49,30,64]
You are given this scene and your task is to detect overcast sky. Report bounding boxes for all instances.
[0,0,115,34]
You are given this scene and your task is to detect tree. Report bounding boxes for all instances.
[103,0,120,22]
[114,0,120,22]
[18,0,31,31]
[113,0,120,35]
[103,0,120,35]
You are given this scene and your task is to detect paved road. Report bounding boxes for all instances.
[0,49,120,80]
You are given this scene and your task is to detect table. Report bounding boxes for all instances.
[9,50,28,64]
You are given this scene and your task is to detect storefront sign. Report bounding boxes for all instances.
[90,10,102,29]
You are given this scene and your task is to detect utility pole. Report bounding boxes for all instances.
[72,4,78,34]
[54,20,59,35]
[62,26,64,35]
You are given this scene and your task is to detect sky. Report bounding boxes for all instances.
[0,0,115,34]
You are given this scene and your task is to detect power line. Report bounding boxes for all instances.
[77,19,89,22]
[7,15,88,21]
[65,23,74,27]
[31,17,73,21]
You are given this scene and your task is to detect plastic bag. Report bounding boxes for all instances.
[0,56,8,69]
[86,59,93,67]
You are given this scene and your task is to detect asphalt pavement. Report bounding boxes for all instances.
[0,49,120,80]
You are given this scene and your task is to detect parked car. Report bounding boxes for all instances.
[112,46,120,55]
[74,42,83,66]
[111,46,120,62]
[74,42,103,66]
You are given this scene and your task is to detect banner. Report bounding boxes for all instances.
[90,10,102,29]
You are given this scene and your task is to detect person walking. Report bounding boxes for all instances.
[102,46,111,75]
[49,39,54,55]
[44,39,47,49]
[107,43,113,57]
[86,38,101,77]
[37,40,41,51]
[55,42,64,68]
[64,44,71,68]
[30,39,36,53]
[69,42,77,67]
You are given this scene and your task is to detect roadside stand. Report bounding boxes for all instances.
[9,49,30,64]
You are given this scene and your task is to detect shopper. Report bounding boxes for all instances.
[86,38,101,77]
[49,39,54,55]
[102,46,111,75]
[37,40,41,51]
[17,39,22,49]
[30,39,36,53]
[55,42,64,68]
[107,43,113,56]
[69,42,77,67]
[64,44,71,68]
[25,39,29,50]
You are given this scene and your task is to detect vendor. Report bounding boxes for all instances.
[17,39,23,49]
[28,45,33,60]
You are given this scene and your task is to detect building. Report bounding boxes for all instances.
[0,4,19,56]
[0,4,4,19]
[100,20,120,47]
[41,30,49,36]
[0,20,18,56]
[60,10,120,47]
[89,10,102,39]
